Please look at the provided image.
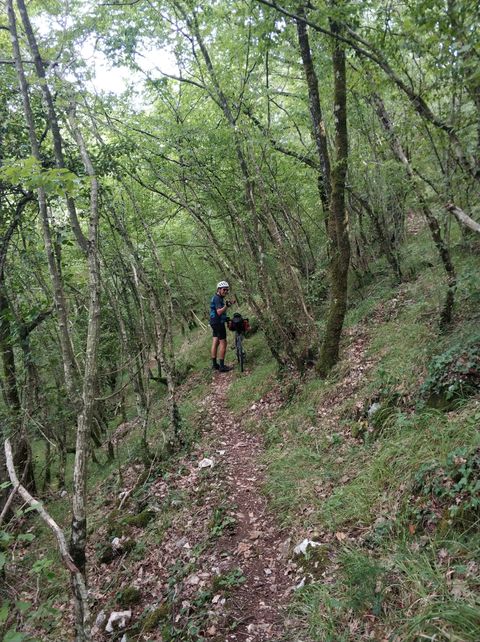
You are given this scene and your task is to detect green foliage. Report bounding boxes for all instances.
[2,0,480,639]
[116,585,142,607]
[411,447,480,529]
[420,337,480,407]
[0,529,59,641]
[0,156,85,196]
[226,332,277,413]
[107,508,156,537]
[341,550,386,616]
[208,505,236,538]
[140,603,170,632]
[158,547,217,642]
[211,567,246,592]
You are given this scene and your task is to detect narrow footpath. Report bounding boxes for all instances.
[87,369,299,642]
[200,371,295,641]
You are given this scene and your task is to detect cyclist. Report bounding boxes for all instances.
[210,280,235,372]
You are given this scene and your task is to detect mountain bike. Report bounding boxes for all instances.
[234,326,246,372]
[228,313,250,372]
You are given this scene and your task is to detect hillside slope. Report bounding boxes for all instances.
[3,235,480,642]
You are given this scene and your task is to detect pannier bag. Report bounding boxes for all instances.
[228,312,250,334]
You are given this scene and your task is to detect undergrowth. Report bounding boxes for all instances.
[4,235,480,642]
[1,329,212,641]
[226,238,480,641]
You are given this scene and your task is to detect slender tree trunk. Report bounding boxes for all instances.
[349,189,403,282]
[58,432,67,491]
[296,7,351,374]
[179,3,312,368]
[67,108,101,641]
[446,203,480,235]
[0,276,36,494]
[296,5,331,213]
[317,19,351,376]
[4,438,90,638]
[7,0,78,402]
[43,439,52,491]
[16,0,88,254]
[110,197,182,446]
[370,91,456,327]
[151,301,182,447]
[257,0,478,180]
[9,6,100,636]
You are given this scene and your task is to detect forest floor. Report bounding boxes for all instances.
[24,305,388,641]
[85,302,386,642]
[84,368,303,642]
[14,250,480,642]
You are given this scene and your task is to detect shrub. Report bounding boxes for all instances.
[410,447,480,531]
[420,337,480,408]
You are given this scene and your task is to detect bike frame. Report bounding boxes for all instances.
[234,330,245,372]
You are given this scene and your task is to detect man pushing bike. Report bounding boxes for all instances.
[210,280,235,372]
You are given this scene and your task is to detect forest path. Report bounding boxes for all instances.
[87,366,300,642]
[198,370,295,641]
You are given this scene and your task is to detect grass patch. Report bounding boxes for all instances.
[319,404,480,530]
[346,273,397,327]
[227,360,276,413]
[261,238,480,641]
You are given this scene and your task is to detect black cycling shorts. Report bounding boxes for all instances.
[211,323,227,340]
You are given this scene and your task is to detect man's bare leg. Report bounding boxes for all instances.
[211,337,219,359]
[217,339,232,371]
[219,339,227,361]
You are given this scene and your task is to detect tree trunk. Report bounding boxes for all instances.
[67,107,101,641]
[370,91,456,327]
[151,301,182,447]
[446,203,480,235]
[349,189,403,282]
[317,20,351,376]
[296,5,331,213]
[4,438,90,640]
[174,1,312,368]
[16,0,88,254]
[7,0,78,403]
[0,282,36,494]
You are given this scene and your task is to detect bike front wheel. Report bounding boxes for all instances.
[236,334,245,372]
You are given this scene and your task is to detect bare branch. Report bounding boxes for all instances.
[0,483,18,525]
[255,0,478,179]
[446,204,480,234]
[4,437,79,574]
[0,58,35,64]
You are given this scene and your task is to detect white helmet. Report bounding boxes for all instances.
[217,280,229,289]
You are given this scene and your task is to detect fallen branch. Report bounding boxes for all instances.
[191,310,208,331]
[4,437,92,638]
[0,483,18,526]
[446,203,480,235]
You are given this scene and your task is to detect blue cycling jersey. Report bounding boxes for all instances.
[210,293,226,324]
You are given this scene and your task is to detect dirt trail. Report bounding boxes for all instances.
[200,371,294,641]
[86,368,298,642]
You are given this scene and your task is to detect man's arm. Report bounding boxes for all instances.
[216,297,236,316]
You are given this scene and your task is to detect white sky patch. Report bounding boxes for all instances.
[78,37,178,96]
[33,11,178,99]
